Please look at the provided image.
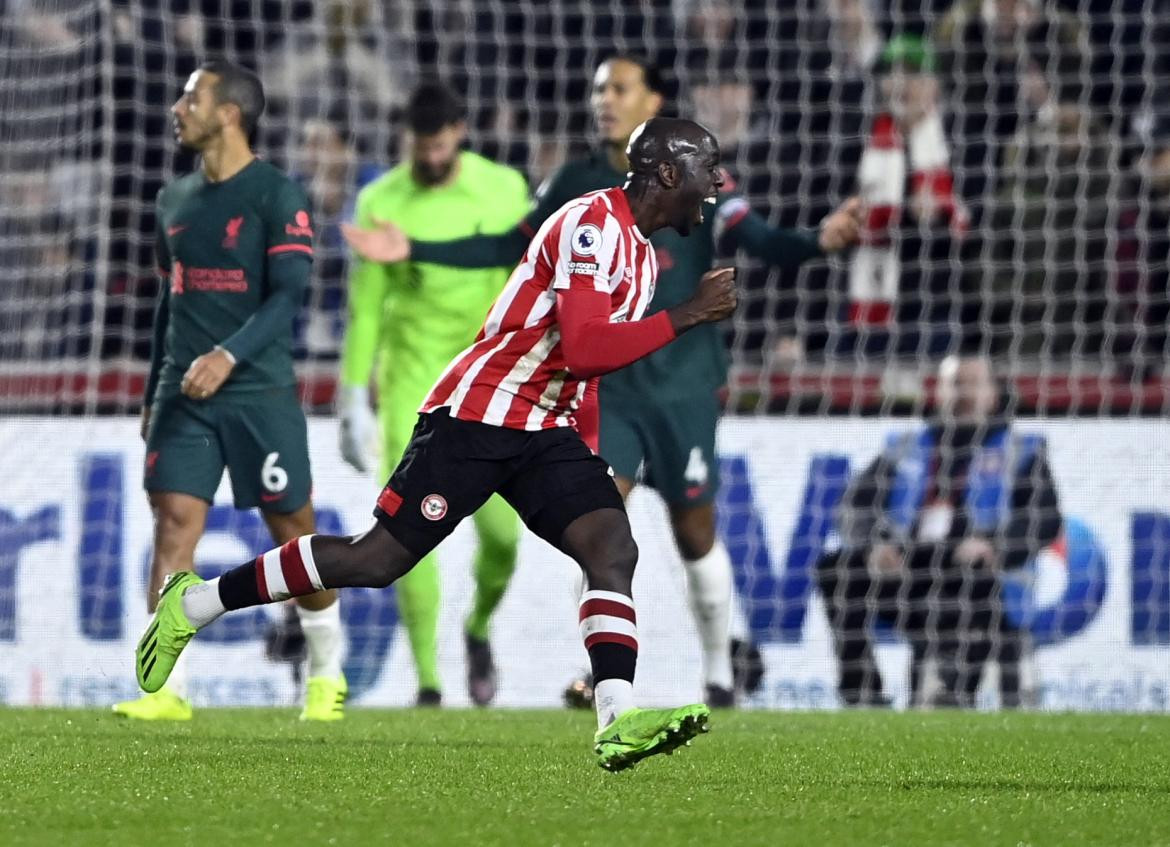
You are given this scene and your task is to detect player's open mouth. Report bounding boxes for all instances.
[698,194,716,223]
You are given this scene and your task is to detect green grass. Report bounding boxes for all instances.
[1,709,1168,846]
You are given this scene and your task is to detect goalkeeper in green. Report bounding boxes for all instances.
[337,82,529,706]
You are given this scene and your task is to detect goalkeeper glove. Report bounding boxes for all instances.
[339,384,379,473]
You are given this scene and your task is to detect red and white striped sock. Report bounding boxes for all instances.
[579,589,638,729]
[193,536,326,628]
[253,536,325,603]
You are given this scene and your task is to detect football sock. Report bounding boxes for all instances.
[215,536,325,614]
[465,503,519,641]
[683,541,734,690]
[182,578,226,628]
[579,589,638,729]
[396,553,442,692]
[296,599,344,679]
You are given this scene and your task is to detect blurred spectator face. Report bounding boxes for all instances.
[1035,103,1095,168]
[936,356,999,422]
[986,0,1037,39]
[591,59,663,147]
[297,120,352,216]
[410,122,466,187]
[1141,147,1170,205]
[692,80,751,151]
[299,120,349,176]
[171,69,229,151]
[881,69,939,128]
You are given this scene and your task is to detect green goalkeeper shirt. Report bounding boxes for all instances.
[340,151,529,395]
[147,158,314,404]
[410,148,824,401]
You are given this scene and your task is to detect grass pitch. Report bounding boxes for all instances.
[1,709,1168,846]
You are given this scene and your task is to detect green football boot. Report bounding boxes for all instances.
[300,675,348,722]
[136,571,202,693]
[111,688,193,721]
[593,704,711,772]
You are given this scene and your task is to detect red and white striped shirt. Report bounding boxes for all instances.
[422,186,668,432]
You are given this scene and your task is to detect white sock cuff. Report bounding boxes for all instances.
[683,540,732,569]
[296,598,341,624]
[299,535,323,591]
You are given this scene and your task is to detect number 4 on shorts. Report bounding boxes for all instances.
[684,446,709,487]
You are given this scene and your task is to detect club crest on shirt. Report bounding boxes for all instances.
[222,215,244,248]
[421,494,448,521]
[572,224,602,256]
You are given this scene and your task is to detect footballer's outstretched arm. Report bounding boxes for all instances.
[719,196,862,269]
[343,165,576,269]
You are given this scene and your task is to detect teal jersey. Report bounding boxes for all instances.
[150,159,314,401]
[523,150,819,400]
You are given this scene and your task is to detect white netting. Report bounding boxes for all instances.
[0,0,1167,709]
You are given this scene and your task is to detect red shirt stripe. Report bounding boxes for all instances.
[267,243,313,256]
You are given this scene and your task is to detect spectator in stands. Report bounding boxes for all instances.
[934,0,1088,208]
[289,116,381,357]
[1113,114,1170,377]
[847,36,968,351]
[989,100,1116,358]
[816,351,1062,707]
[262,0,410,160]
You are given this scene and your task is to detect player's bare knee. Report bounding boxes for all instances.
[670,505,716,561]
[673,525,715,561]
[582,531,639,594]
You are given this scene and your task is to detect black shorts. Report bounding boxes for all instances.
[372,410,625,557]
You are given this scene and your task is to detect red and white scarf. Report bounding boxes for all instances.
[850,111,968,325]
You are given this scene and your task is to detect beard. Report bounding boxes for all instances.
[177,118,222,151]
[413,158,457,186]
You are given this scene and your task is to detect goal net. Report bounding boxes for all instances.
[0,0,1167,710]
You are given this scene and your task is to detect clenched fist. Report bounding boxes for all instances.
[668,267,737,333]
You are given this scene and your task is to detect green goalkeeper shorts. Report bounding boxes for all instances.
[144,388,311,513]
[599,390,721,507]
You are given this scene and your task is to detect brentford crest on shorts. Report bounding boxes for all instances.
[421,494,448,521]
[421,187,658,431]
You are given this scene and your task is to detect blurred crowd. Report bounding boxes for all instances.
[1,0,1168,382]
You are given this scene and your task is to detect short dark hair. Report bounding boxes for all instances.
[199,59,265,135]
[600,53,668,96]
[406,81,465,135]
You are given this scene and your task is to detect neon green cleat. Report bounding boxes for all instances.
[300,675,347,722]
[593,703,711,772]
[111,688,193,721]
[136,571,201,693]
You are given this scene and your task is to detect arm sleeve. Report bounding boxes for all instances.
[218,180,313,363]
[575,378,600,452]
[408,163,571,269]
[409,228,531,269]
[557,288,676,379]
[1000,448,1063,569]
[718,197,824,270]
[144,204,171,407]
[144,278,169,408]
[339,188,391,388]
